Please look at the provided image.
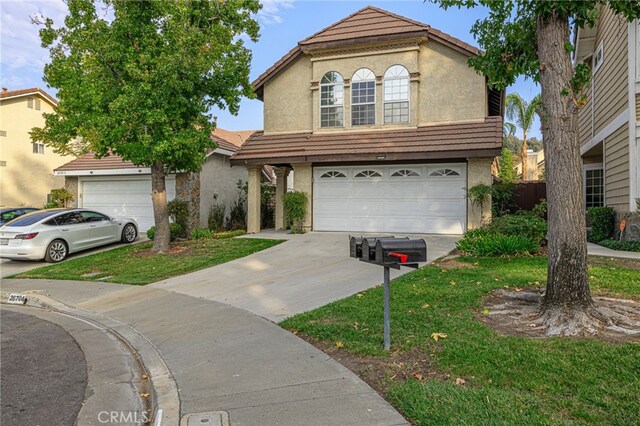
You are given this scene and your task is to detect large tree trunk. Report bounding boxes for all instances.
[151,160,171,253]
[521,131,528,180]
[536,13,595,335]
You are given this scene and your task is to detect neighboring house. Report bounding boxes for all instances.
[55,128,254,231]
[514,149,545,181]
[232,6,503,234]
[0,87,72,207]
[575,7,639,219]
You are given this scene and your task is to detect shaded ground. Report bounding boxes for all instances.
[1,309,87,426]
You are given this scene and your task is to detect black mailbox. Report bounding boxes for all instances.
[361,237,407,262]
[375,238,427,265]
[349,237,365,259]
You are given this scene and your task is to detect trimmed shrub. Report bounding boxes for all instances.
[457,234,539,256]
[167,199,189,238]
[44,187,74,209]
[146,223,184,242]
[226,180,247,231]
[490,212,548,242]
[208,204,226,232]
[192,227,213,240]
[597,239,640,253]
[282,191,309,233]
[587,206,616,243]
[212,230,246,239]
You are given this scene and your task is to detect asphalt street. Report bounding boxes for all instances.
[1,309,87,426]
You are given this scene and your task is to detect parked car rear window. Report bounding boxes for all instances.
[4,211,63,227]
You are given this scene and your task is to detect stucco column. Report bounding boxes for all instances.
[292,163,313,232]
[247,165,262,234]
[467,157,494,230]
[274,167,290,230]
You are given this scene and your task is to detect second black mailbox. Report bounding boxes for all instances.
[360,237,407,262]
[375,238,427,264]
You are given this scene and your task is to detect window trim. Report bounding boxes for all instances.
[354,170,382,178]
[383,64,410,124]
[320,171,347,179]
[583,162,604,209]
[429,168,461,177]
[592,41,604,74]
[32,142,45,155]
[319,71,345,128]
[391,169,420,177]
[351,68,376,126]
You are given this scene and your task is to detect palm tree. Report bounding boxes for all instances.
[503,122,516,138]
[505,93,541,180]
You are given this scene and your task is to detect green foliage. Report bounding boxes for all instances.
[282,191,309,233]
[597,239,640,253]
[490,212,548,242]
[587,206,616,243]
[532,198,547,218]
[227,180,247,231]
[491,182,515,217]
[207,204,226,232]
[44,187,74,208]
[167,199,189,237]
[261,183,275,229]
[191,227,214,240]
[498,149,517,183]
[212,230,247,239]
[456,212,546,256]
[505,93,541,136]
[467,184,492,211]
[146,223,184,242]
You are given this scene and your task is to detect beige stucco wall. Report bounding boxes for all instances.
[199,153,248,227]
[263,55,313,134]
[467,157,494,229]
[262,40,487,135]
[0,95,71,207]
[419,42,486,124]
[246,165,261,233]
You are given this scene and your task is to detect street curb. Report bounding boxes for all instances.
[1,291,181,426]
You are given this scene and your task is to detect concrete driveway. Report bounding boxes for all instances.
[152,231,458,321]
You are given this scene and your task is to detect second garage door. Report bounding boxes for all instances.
[313,164,467,234]
[80,177,176,232]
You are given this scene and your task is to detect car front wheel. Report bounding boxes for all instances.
[121,223,137,243]
[45,239,68,263]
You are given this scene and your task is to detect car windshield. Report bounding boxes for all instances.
[4,210,62,227]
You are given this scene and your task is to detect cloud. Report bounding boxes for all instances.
[258,0,294,25]
[0,0,67,88]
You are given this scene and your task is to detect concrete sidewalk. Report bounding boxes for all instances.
[152,231,458,321]
[588,242,640,260]
[1,278,407,426]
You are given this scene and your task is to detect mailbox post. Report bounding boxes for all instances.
[350,236,427,351]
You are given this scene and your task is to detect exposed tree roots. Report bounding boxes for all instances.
[480,288,640,342]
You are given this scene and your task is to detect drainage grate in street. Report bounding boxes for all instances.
[180,411,230,426]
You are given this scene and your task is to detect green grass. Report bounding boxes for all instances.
[281,256,640,425]
[15,237,283,285]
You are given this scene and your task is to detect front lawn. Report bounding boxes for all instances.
[14,237,283,285]
[281,256,640,425]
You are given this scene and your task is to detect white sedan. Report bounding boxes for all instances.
[0,209,138,262]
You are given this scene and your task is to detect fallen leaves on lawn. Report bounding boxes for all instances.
[482,308,490,314]
[450,280,456,286]
[413,373,425,381]
[455,377,466,385]
[335,341,344,348]
[422,303,430,309]
[431,333,448,342]
[140,393,150,398]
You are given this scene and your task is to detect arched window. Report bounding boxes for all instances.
[383,65,409,124]
[320,71,344,128]
[320,171,347,178]
[429,168,461,177]
[351,68,375,126]
[391,169,420,177]
[354,170,382,178]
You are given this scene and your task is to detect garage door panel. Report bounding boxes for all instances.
[81,177,175,232]
[314,164,466,235]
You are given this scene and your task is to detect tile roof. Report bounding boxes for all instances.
[252,6,480,95]
[231,117,503,165]
[55,127,256,172]
[0,87,58,106]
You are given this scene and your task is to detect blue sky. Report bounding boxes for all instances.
[0,0,541,138]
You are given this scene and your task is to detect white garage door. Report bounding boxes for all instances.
[313,164,466,234]
[81,177,176,232]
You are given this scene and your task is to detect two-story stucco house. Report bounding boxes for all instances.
[575,7,639,232]
[232,6,503,234]
[0,88,72,207]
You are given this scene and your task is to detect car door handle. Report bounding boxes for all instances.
[61,229,69,232]
[90,225,97,228]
